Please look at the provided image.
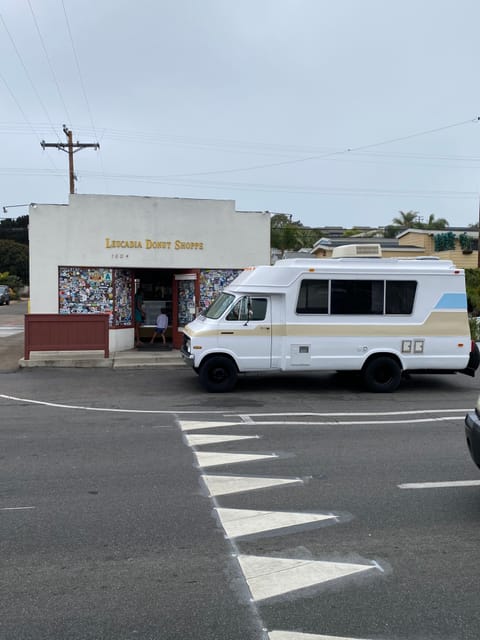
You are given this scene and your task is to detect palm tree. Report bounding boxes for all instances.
[424,214,449,229]
[392,210,420,227]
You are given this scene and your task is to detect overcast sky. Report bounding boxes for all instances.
[2,0,480,229]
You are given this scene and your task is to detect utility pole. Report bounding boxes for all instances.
[41,125,100,194]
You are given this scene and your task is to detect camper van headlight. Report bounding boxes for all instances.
[183,334,191,354]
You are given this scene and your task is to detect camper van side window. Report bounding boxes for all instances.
[249,298,268,320]
[226,297,268,321]
[331,280,384,315]
[296,280,328,314]
[385,281,417,314]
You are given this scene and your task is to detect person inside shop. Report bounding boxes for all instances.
[150,310,169,345]
[134,286,145,346]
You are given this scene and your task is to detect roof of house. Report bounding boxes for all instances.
[397,227,478,239]
[312,237,407,251]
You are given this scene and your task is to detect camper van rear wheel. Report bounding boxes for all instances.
[362,356,402,393]
[199,356,238,392]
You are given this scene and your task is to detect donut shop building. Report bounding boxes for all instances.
[28,194,270,352]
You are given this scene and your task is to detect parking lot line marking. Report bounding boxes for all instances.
[237,555,378,602]
[195,451,277,468]
[185,434,260,446]
[230,409,470,417]
[216,507,336,539]
[269,632,371,640]
[202,474,303,497]
[223,417,465,426]
[0,326,23,337]
[1,506,36,511]
[399,480,480,489]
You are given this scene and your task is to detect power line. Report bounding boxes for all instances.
[27,0,73,128]
[0,71,60,175]
[61,1,97,139]
[140,117,480,180]
[0,12,59,142]
[61,1,107,192]
[2,121,480,165]
[63,170,480,200]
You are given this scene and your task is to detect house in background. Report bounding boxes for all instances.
[396,228,478,268]
[311,227,479,268]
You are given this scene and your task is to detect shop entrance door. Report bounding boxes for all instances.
[172,272,199,348]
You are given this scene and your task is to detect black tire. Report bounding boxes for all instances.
[199,356,238,393]
[362,356,402,393]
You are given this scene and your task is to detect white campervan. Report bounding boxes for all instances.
[181,245,480,392]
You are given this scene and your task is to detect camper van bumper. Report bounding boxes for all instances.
[463,341,480,376]
[180,345,195,367]
[180,334,195,367]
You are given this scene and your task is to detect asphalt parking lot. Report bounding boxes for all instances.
[3,301,480,638]
[2,352,480,638]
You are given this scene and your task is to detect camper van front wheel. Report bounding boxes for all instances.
[362,356,402,393]
[199,356,238,393]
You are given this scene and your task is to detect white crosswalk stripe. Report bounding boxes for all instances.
[185,433,260,446]
[195,450,277,468]
[179,420,240,431]
[202,474,304,497]
[237,555,378,602]
[216,507,337,539]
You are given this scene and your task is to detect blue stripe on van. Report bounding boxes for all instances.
[434,292,467,310]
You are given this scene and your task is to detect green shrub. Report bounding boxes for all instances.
[469,317,480,341]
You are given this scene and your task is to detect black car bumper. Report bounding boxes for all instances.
[465,410,480,469]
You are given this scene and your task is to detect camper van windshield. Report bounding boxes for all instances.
[204,292,235,319]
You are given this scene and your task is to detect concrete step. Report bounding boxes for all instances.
[113,350,183,369]
[19,348,184,369]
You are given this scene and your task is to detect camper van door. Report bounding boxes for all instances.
[218,295,272,370]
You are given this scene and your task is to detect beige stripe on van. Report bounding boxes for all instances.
[185,311,469,339]
[278,311,469,338]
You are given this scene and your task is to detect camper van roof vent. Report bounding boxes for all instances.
[331,244,382,258]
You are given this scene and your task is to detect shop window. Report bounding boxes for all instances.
[199,269,242,310]
[58,267,133,327]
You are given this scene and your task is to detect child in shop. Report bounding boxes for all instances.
[150,310,168,345]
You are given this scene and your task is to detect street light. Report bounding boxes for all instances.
[2,203,31,214]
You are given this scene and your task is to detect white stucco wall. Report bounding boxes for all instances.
[29,194,271,314]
